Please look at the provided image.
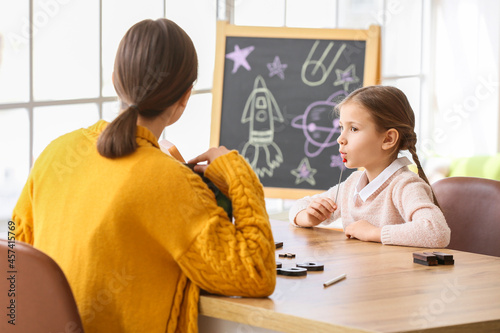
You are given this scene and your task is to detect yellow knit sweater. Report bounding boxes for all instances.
[13,120,276,332]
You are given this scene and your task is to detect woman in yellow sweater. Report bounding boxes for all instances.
[13,19,276,332]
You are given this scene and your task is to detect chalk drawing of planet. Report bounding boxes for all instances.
[291,90,348,158]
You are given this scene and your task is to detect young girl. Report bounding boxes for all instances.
[289,86,450,248]
[13,19,276,332]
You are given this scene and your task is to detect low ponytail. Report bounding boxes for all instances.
[97,105,140,158]
[97,18,198,159]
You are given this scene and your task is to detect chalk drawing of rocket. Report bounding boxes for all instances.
[241,75,284,178]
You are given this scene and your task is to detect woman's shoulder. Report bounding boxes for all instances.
[127,153,212,203]
[33,127,92,165]
[135,149,198,179]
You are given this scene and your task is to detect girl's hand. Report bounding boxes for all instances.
[188,146,231,173]
[295,197,337,227]
[344,220,382,242]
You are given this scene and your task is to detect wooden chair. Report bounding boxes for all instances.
[432,177,500,257]
[0,239,84,332]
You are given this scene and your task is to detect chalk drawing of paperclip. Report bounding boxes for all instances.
[301,41,347,87]
[241,75,284,178]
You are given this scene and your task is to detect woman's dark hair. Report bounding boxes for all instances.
[97,18,198,158]
[336,85,440,206]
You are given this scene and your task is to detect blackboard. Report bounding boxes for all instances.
[211,22,381,199]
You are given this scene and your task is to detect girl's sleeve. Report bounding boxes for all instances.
[381,178,451,248]
[287,185,340,227]
[12,174,35,245]
[171,151,276,297]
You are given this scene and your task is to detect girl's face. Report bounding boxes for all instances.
[337,102,388,171]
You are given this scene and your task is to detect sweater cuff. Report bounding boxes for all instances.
[380,225,392,244]
[204,151,252,197]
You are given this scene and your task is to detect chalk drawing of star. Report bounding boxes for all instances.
[333,64,360,91]
[330,154,345,169]
[291,157,317,186]
[267,56,288,80]
[225,45,255,74]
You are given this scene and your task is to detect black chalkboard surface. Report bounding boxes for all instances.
[211,22,381,199]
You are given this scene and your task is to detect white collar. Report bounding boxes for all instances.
[353,156,412,202]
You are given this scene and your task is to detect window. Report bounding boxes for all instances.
[2,0,498,223]
[430,0,499,157]
[0,0,216,223]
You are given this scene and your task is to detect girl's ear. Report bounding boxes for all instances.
[382,128,399,151]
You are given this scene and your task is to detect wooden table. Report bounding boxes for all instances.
[199,219,500,332]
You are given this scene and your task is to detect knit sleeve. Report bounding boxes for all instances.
[175,151,276,297]
[12,174,35,245]
[288,185,340,227]
[381,178,450,248]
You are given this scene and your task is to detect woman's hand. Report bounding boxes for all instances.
[188,146,231,173]
[295,197,337,227]
[344,220,381,242]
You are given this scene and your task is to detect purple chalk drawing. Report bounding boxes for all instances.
[225,45,255,74]
[291,157,317,186]
[267,56,288,80]
[291,90,348,158]
[334,64,360,91]
[330,154,346,169]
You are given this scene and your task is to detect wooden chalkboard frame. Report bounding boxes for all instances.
[211,21,381,199]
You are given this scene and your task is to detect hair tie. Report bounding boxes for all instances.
[130,104,140,112]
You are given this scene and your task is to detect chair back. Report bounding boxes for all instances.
[0,239,84,332]
[432,177,500,257]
